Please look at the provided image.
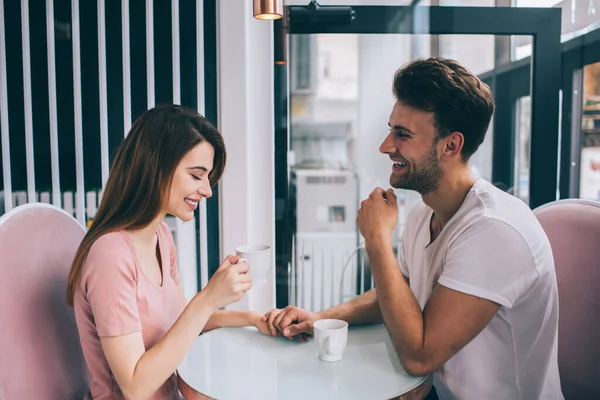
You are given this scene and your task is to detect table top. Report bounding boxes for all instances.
[178,324,427,400]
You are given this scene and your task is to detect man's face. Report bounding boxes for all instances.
[379,101,444,195]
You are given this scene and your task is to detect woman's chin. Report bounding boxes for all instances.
[173,210,195,223]
[181,213,195,223]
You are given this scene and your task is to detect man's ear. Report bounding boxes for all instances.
[441,132,464,159]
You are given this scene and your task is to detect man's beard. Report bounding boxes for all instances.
[390,145,444,195]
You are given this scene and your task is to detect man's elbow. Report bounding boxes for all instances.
[401,358,436,377]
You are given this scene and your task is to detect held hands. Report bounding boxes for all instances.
[357,188,398,243]
[261,306,320,342]
[203,255,252,310]
[250,312,276,336]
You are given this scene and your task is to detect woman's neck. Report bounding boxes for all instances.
[124,214,165,247]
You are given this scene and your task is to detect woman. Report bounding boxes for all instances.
[67,105,272,399]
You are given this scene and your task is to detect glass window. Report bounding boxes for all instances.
[288,33,500,311]
[513,0,600,60]
[515,0,562,6]
[285,0,415,5]
[439,34,495,75]
[293,35,313,91]
[515,96,531,204]
[439,0,494,6]
[579,62,600,201]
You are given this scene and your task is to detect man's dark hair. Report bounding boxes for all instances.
[392,57,495,161]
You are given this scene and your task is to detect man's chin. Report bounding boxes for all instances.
[389,172,407,187]
[389,177,404,190]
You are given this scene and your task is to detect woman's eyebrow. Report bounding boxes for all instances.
[187,166,208,172]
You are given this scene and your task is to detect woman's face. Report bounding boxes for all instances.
[165,142,215,222]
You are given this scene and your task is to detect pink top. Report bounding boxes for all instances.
[74,221,185,399]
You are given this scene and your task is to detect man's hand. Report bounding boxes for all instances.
[357,188,398,242]
[263,306,320,342]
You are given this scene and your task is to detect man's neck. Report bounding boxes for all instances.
[422,167,477,230]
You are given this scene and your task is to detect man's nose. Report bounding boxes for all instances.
[379,132,395,154]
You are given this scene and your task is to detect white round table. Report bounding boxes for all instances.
[178,324,428,399]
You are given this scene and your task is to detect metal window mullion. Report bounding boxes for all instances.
[98,0,109,187]
[146,0,155,109]
[46,0,61,207]
[197,0,209,289]
[0,0,12,212]
[72,0,86,226]
[122,0,132,135]
[21,0,36,202]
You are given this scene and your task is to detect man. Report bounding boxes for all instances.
[264,57,563,400]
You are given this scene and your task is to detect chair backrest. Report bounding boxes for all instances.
[534,199,600,399]
[0,204,89,399]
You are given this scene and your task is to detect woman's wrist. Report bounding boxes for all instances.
[190,289,219,315]
[246,311,261,326]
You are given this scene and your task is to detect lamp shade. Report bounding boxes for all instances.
[254,0,283,20]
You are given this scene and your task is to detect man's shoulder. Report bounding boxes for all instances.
[474,181,545,235]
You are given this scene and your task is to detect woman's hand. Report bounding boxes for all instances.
[262,308,283,336]
[251,311,279,336]
[261,308,312,342]
[201,255,252,310]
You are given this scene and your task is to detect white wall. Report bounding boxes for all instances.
[218,0,276,313]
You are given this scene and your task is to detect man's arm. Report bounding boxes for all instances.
[319,288,383,325]
[269,288,385,338]
[269,269,410,337]
[319,272,408,324]
[367,237,499,377]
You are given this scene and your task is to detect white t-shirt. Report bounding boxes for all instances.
[399,179,563,400]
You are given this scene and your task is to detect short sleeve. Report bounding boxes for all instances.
[161,222,180,285]
[438,218,540,309]
[397,200,428,279]
[398,238,410,278]
[85,233,142,337]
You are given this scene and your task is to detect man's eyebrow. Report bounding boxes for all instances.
[187,166,208,172]
[388,122,414,135]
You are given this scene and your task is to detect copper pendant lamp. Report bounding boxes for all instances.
[253,0,283,20]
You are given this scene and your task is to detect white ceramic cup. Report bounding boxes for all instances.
[313,319,349,362]
[235,244,272,285]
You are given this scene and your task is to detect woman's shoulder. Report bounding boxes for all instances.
[79,231,138,292]
[85,231,136,275]
[88,230,131,256]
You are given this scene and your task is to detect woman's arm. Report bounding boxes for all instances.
[176,283,264,334]
[100,257,251,400]
[203,310,263,333]
[101,291,217,400]
[176,281,270,336]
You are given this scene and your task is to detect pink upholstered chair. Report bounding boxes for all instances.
[534,199,600,399]
[0,204,89,399]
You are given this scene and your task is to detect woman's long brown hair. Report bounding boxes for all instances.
[67,105,226,306]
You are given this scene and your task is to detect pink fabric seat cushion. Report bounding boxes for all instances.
[0,204,89,399]
[535,200,600,399]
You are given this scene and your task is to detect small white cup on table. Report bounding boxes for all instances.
[313,319,349,362]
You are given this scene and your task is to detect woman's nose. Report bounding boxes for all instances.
[199,182,212,199]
